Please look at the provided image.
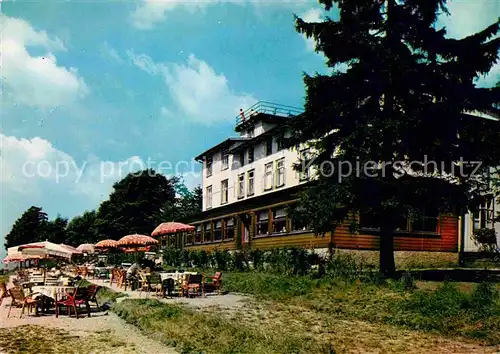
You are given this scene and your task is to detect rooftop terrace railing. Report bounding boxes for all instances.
[235,101,303,126]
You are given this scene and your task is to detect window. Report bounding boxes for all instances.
[233,151,244,169]
[206,185,212,209]
[275,158,285,187]
[225,218,235,240]
[214,220,222,241]
[247,170,255,196]
[360,208,439,233]
[473,200,495,231]
[265,138,273,156]
[264,162,273,190]
[410,207,439,233]
[272,208,287,233]
[204,223,212,242]
[247,147,254,164]
[299,149,311,181]
[221,179,228,204]
[237,174,245,199]
[206,157,213,177]
[276,134,285,151]
[238,151,245,167]
[221,149,229,170]
[195,225,202,243]
[291,216,308,232]
[359,211,379,229]
[256,210,269,235]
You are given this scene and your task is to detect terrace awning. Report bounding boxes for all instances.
[17,241,81,259]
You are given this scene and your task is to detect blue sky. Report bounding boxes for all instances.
[1,0,498,258]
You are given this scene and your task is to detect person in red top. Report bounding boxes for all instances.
[239,108,245,122]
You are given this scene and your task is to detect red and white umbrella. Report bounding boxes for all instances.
[117,234,158,247]
[95,239,118,248]
[151,222,195,237]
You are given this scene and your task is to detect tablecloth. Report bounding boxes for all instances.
[31,286,75,300]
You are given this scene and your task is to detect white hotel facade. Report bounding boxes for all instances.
[179,101,498,255]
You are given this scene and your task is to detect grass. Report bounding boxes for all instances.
[0,325,133,354]
[114,299,334,354]
[107,271,500,353]
[224,272,500,344]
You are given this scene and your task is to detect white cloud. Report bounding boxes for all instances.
[131,0,314,30]
[0,133,204,257]
[131,0,210,30]
[1,15,88,108]
[299,8,322,51]
[437,1,499,87]
[101,41,124,63]
[128,51,257,124]
[438,1,499,40]
[0,133,147,258]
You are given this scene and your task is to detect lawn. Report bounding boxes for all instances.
[0,325,133,354]
[111,271,500,354]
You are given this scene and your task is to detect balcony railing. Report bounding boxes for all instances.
[235,101,303,126]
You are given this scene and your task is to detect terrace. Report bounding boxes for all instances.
[235,101,303,132]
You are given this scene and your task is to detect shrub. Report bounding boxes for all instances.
[469,281,499,313]
[212,249,232,271]
[472,228,498,252]
[324,253,361,282]
[249,249,265,271]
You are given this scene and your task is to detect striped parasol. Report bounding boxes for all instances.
[151,222,195,237]
[117,234,158,247]
[95,239,118,248]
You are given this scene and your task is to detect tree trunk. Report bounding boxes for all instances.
[379,224,396,277]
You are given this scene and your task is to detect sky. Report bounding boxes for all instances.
[1,0,499,259]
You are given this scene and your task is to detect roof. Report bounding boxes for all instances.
[234,101,303,133]
[194,138,249,161]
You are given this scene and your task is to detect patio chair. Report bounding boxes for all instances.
[148,273,163,297]
[162,278,175,298]
[181,274,204,298]
[84,285,101,310]
[7,287,41,318]
[55,286,90,319]
[0,282,8,307]
[204,272,222,294]
[137,274,150,297]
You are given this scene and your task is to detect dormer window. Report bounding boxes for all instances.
[221,149,229,170]
[247,147,254,164]
[265,138,273,156]
[206,156,213,177]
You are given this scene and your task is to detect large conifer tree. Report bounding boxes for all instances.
[288,0,500,276]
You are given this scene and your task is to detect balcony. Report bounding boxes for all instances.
[235,101,303,131]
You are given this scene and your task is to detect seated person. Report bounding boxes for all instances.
[126,262,141,289]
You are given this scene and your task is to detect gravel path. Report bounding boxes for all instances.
[96,279,250,310]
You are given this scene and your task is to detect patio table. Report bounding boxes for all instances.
[30,286,75,314]
[31,286,75,301]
